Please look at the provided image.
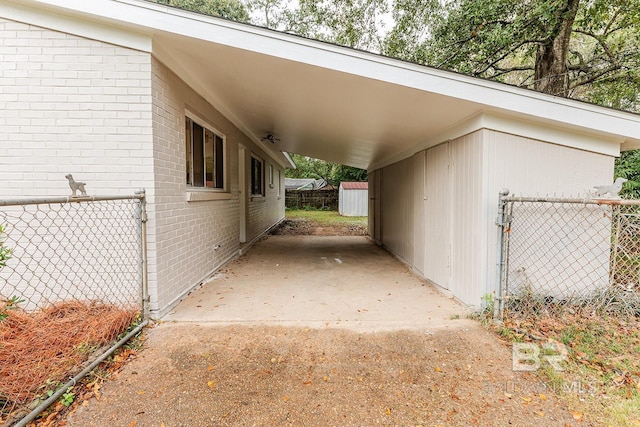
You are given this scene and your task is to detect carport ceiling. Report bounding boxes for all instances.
[14,0,640,169]
[148,18,640,170]
[154,33,481,169]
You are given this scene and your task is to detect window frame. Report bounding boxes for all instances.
[185,114,226,192]
[250,154,264,197]
[277,169,282,198]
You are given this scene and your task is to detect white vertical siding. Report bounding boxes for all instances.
[412,151,426,275]
[449,132,484,304]
[339,187,368,216]
[381,158,414,262]
[376,128,614,308]
[481,129,615,300]
[424,143,452,290]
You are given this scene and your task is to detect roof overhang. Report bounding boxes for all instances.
[5,0,640,170]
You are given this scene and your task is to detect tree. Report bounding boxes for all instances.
[153,0,250,22]
[247,0,388,51]
[245,0,292,28]
[383,0,442,64]
[385,0,640,109]
[285,154,367,185]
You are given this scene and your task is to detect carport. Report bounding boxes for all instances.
[165,235,467,331]
[131,0,640,309]
[6,0,640,313]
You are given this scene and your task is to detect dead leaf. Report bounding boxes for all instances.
[127,422,137,427]
[207,380,215,389]
[539,393,547,400]
[385,408,391,415]
[323,376,329,382]
[434,367,442,372]
[504,392,513,399]
[207,365,214,371]
[535,411,545,417]
[569,410,583,421]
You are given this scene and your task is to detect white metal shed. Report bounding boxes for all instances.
[339,182,368,216]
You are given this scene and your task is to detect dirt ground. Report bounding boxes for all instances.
[67,323,580,427]
[65,218,582,426]
[270,218,368,236]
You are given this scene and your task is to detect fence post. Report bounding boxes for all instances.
[495,189,510,319]
[137,189,150,322]
[609,204,622,288]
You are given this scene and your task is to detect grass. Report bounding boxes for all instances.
[285,209,367,227]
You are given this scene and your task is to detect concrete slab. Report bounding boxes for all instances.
[163,236,472,331]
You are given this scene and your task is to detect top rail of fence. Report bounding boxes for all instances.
[0,192,145,207]
[502,195,640,206]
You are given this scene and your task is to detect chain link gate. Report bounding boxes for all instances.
[495,191,640,320]
[0,192,148,426]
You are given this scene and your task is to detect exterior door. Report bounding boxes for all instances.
[368,169,382,242]
[424,142,452,289]
[238,145,247,243]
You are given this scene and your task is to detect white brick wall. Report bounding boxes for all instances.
[247,158,286,240]
[150,59,285,316]
[1,18,286,317]
[0,18,154,197]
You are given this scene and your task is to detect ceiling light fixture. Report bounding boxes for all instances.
[260,133,280,144]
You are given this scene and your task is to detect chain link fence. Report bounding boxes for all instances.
[496,193,640,320]
[0,193,148,426]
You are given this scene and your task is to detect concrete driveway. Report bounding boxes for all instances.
[164,235,470,331]
[69,236,578,427]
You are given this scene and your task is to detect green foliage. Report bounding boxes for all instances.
[285,153,367,186]
[615,150,640,199]
[0,224,11,269]
[248,0,388,50]
[245,0,292,28]
[0,296,24,322]
[153,0,250,21]
[382,0,442,64]
[384,0,640,111]
[60,387,75,407]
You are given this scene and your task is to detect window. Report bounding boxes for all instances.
[251,155,264,196]
[268,164,274,188]
[185,117,224,189]
[277,169,282,197]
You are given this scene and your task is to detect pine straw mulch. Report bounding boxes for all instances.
[0,299,139,423]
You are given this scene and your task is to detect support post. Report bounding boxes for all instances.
[495,189,510,320]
